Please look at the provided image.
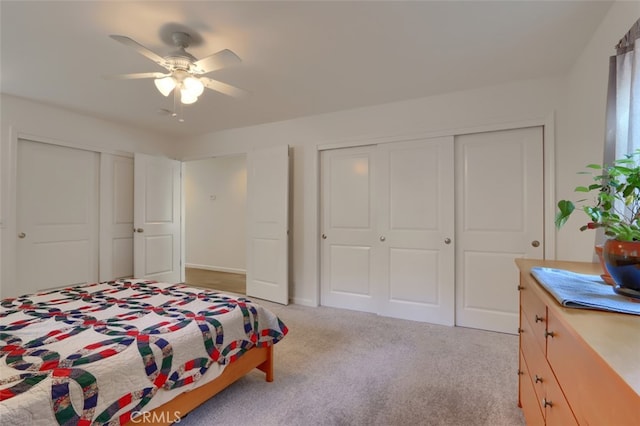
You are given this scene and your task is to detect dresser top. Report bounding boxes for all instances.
[516,258,640,396]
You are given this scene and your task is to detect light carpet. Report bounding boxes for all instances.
[180,301,525,426]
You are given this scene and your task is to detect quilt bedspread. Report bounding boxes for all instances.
[0,279,288,425]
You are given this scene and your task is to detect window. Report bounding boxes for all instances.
[604,19,640,162]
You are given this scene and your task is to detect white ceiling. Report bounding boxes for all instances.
[1,1,613,139]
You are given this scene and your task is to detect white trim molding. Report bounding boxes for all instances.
[185,263,247,276]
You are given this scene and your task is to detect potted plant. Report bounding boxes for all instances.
[555,149,640,299]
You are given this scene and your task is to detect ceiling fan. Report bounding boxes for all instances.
[106,31,247,108]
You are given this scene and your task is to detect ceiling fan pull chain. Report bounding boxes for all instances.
[172,88,178,119]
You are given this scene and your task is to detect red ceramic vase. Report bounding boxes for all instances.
[594,244,615,285]
[602,239,640,300]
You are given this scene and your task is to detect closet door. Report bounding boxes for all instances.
[100,154,134,281]
[455,127,544,333]
[16,140,99,294]
[321,138,454,325]
[320,145,379,313]
[377,137,455,325]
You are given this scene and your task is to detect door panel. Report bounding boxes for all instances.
[134,153,181,282]
[455,127,544,333]
[17,140,99,293]
[388,247,438,304]
[330,245,372,295]
[100,154,134,281]
[330,155,372,229]
[378,137,455,325]
[321,146,377,313]
[246,145,289,304]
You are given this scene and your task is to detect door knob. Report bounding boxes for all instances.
[444,237,451,244]
[134,228,144,233]
[531,240,540,247]
[18,232,26,239]
[380,236,386,242]
[322,234,327,240]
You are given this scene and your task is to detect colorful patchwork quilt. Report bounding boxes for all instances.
[0,280,288,425]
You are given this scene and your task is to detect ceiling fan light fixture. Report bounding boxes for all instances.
[180,88,199,104]
[154,76,176,97]
[183,76,205,97]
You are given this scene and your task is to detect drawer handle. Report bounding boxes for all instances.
[534,375,543,383]
[535,315,544,323]
[542,398,553,408]
[544,330,555,338]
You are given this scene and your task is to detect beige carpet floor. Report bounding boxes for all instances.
[179,300,525,426]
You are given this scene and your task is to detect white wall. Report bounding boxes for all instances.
[2,1,636,304]
[178,1,640,306]
[558,1,640,261]
[184,155,247,273]
[179,77,566,306]
[0,94,175,297]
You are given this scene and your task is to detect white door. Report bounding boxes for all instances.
[377,138,455,325]
[320,138,455,325]
[100,154,134,281]
[16,140,99,293]
[320,145,378,313]
[134,153,181,283]
[246,145,289,304]
[455,127,544,333]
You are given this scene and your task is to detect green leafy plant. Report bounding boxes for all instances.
[555,149,640,242]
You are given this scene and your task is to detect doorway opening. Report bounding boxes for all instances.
[183,154,247,295]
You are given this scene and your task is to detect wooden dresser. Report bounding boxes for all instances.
[516,259,640,425]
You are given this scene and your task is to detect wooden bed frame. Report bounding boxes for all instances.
[125,345,273,425]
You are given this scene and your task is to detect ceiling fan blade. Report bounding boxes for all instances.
[192,49,241,74]
[201,77,248,98]
[104,72,169,80]
[109,35,168,69]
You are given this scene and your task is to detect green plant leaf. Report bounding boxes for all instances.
[555,200,575,228]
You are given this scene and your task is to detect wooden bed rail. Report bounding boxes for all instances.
[125,345,274,425]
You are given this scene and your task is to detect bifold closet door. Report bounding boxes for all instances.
[320,137,455,325]
[16,140,99,294]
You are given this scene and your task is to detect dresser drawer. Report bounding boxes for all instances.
[520,310,557,419]
[543,368,577,426]
[546,309,640,425]
[519,350,544,426]
[520,275,547,354]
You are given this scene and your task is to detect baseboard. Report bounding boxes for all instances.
[290,297,317,307]
[185,263,246,275]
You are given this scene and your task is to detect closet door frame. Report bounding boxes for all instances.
[312,115,556,308]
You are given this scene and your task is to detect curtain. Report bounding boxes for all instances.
[597,20,640,249]
[609,19,640,158]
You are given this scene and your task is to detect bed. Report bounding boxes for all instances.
[0,279,288,425]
